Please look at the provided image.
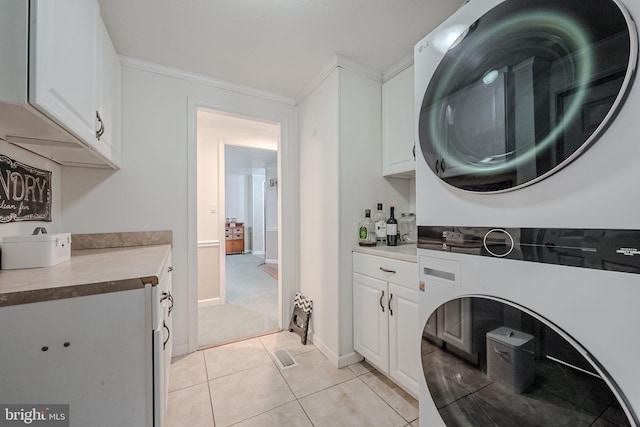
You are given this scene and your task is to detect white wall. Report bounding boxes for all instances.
[265,166,278,262]
[299,68,341,358]
[0,141,62,239]
[298,62,411,366]
[251,173,265,254]
[225,173,249,224]
[196,115,220,303]
[61,61,298,355]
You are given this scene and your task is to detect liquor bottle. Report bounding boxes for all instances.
[372,203,387,244]
[386,206,398,246]
[358,209,376,246]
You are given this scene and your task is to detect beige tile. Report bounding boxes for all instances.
[360,370,419,423]
[279,349,355,398]
[347,360,375,376]
[410,420,419,427]
[209,363,296,426]
[300,378,407,427]
[167,382,214,427]
[203,337,272,380]
[232,401,313,427]
[169,351,208,392]
[259,331,316,356]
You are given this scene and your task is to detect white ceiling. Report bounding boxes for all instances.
[97,0,464,99]
[225,145,277,171]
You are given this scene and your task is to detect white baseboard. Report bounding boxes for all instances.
[198,298,221,309]
[265,258,278,264]
[172,343,190,357]
[311,334,363,369]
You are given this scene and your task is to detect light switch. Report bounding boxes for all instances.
[209,203,216,213]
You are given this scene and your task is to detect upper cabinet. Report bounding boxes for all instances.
[95,18,122,165]
[382,65,415,178]
[0,0,121,169]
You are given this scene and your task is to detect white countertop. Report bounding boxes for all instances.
[352,243,417,263]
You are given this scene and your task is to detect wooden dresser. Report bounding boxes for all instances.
[225,223,244,254]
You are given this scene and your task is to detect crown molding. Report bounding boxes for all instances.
[382,53,414,83]
[119,56,297,106]
[295,54,382,103]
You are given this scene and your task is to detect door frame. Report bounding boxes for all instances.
[219,138,277,307]
[187,98,298,354]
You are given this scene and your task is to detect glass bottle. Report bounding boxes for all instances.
[358,209,376,246]
[386,206,398,246]
[372,203,387,244]
[406,213,417,243]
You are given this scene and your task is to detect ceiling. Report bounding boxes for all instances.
[225,145,277,171]
[97,0,464,100]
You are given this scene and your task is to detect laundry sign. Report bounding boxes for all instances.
[0,155,51,223]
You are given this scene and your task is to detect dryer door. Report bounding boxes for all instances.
[418,0,637,192]
[421,296,637,426]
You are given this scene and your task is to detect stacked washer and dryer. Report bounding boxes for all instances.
[414,0,640,425]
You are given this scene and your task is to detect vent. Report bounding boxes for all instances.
[272,348,298,370]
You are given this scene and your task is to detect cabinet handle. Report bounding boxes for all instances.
[163,321,171,349]
[379,267,396,274]
[168,266,174,272]
[379,290,385,313]
[435,159,440,173]
[412,142,416,160]
[95,111,105,140]
[388,293,393,316]
[162,291,174,316]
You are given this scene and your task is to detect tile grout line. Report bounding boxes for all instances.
[353,364,419,425]
[202,349,217,427]
[259,335,318,426]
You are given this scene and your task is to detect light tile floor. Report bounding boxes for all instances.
[168,331,419,427]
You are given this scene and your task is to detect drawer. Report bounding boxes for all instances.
[225,234,233,240]
[233,233,243,240]
[233,228,243,234]
[353,252,417,289]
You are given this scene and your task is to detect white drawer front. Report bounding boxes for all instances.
[353,252,417,289]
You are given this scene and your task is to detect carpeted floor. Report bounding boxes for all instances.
[198,253,279,348]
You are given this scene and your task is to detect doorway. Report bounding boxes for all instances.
[196,109,281,348]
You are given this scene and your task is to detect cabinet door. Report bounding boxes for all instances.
[29,0,99,145]
[437,297,473,353]
[388,282,420,397]
[353,272,389,372]
[94,18,122,166]
[382,65,415,177]
[0,291,149,427]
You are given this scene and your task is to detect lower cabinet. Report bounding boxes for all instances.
[353,252,420,397]
[0,289,150,427]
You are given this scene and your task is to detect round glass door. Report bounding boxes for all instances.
[418,0,637,192]
[422,297,637,426]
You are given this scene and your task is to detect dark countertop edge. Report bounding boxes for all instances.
[71,230,173,250]
[0,278,146,308]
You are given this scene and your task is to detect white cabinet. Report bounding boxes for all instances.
[30,0,100,148]
[154,255,174,427]
[0,290,149,427]
[353,252,420,397]
[382,65,415,178]
[0,0,121,169]
[95,18,122,164]
[353,272,389,370]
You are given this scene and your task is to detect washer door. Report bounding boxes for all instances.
[422,296,637,426]
[418,0,637,192]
